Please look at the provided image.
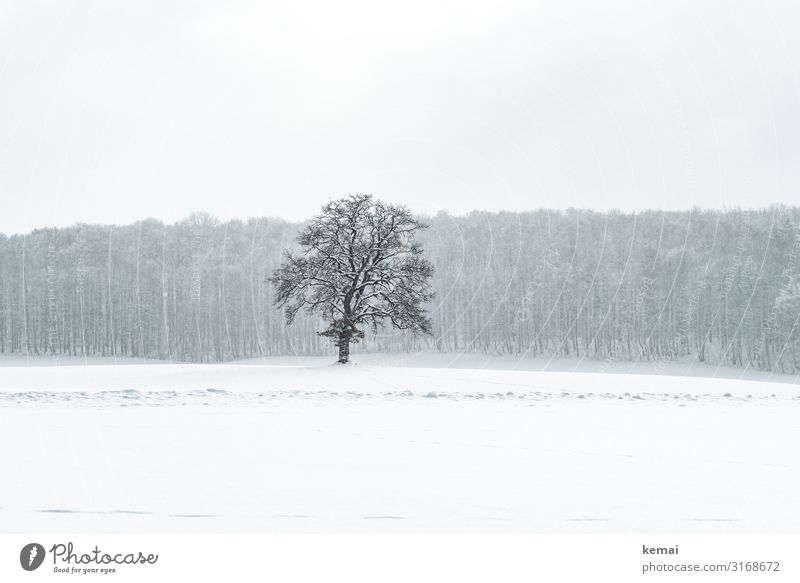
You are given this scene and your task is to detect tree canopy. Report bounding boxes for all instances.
[270,194,434,362]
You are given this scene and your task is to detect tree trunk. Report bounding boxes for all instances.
[337,333,350,364]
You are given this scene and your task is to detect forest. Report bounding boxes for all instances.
[2,206,800,372]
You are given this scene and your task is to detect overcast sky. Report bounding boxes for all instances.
[0,0,798,234]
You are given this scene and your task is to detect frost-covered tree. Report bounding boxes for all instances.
[269,194,434,363]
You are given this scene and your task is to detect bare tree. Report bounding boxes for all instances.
[269,194,434,363]
[8,206,800,373]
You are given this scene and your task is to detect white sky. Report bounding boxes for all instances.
[1,0,799,234]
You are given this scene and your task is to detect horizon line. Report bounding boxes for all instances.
[3,202,799,238]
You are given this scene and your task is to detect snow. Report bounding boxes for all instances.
[1,354,799,532]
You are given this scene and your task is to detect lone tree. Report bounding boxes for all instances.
[270,194,434,363]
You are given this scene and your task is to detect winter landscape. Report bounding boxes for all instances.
[2,350,799,533]
[3,199,800,534]
[2,0,799,542]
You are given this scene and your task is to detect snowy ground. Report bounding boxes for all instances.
[1,353,799,533]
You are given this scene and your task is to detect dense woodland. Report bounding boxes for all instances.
[2,207,800,372]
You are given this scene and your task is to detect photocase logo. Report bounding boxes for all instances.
[20,543,46,571]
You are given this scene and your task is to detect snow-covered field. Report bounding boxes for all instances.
[1,354,799,533]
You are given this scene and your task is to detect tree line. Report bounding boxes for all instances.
[2,206,800,372]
